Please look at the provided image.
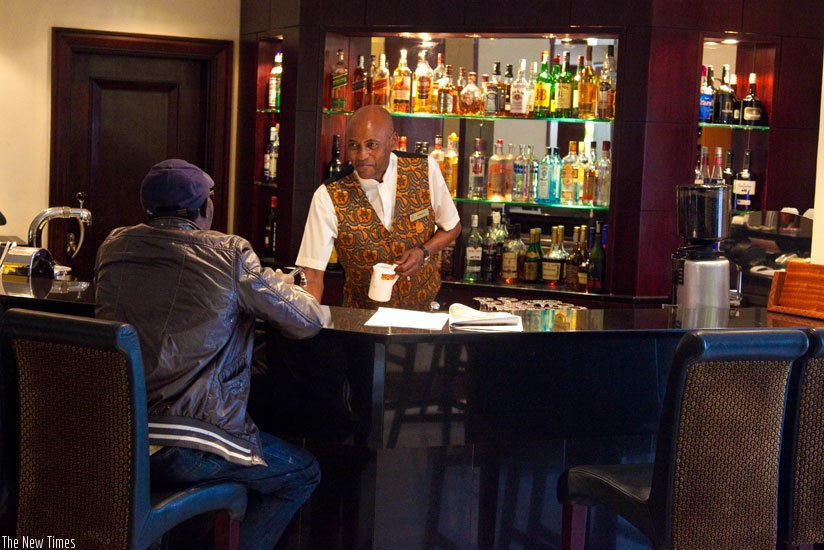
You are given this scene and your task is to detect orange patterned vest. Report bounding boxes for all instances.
[325,153,440,311]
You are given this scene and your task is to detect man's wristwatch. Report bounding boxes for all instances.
[420,246,431,263]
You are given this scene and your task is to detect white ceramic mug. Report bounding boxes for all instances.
[368,262,399,302]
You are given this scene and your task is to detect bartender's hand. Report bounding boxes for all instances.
[274,269,295,285]
[394,247,427,279]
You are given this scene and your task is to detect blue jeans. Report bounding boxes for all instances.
[150,431,320,550]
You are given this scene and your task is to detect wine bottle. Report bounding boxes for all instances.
[723,149,735,187]
[587,221,606,293]
[268,52,283,110]
[325,134,343,178]
[263,195,277,256]
[263,124,279,183]
[741,73,766,125]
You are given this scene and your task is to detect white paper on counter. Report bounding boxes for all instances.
[364,307,449,330]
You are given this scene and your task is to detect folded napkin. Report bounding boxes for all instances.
[448,303,523,332]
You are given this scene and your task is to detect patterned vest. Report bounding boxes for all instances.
[325,153,440,311]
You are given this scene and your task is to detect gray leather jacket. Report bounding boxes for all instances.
[95,217,329,465]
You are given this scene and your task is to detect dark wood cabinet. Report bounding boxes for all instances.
[236,0,824,300]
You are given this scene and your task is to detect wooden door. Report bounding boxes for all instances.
[50,28,232,281]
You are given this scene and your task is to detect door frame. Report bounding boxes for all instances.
[50,27,233,231]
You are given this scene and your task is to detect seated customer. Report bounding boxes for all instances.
[95,159,330,549]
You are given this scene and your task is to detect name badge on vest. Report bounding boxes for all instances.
[410,207,430,223]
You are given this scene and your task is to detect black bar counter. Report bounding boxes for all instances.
[2,280,819,549]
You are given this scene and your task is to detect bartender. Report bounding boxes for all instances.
[296,105,461,311]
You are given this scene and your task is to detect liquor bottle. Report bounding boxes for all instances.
[573,55,584,116]
[741,73,766,125]
[527,60,539,118]
[729,73,741,122]
[580,141,597,205]
[712,64,736,124]
[484,62,504,116]
[487,139,506,201]
[709,146,724,184]
[367,54,377,104]
[549,147,562,204]
[536,146,552,204]
[587,221,606,293]
[578,46,598,119]
[468,137,486,199]
[723,148,735,187]
[699,145,710,183]
[526,144,539,201]
[501,223,523,284]
[263,124,280,183]
[325,134,342,179]
[578,225,591,290]
[534,50,551,118]
[463,214,483,282]
[549,54,561,115]
[733,149,756,211]
[431,52,446,112]
[481,214,497,283]
[561,141,578,205]
[564,225,582,290]
[509,58,530,118]
[412,50,434,113]
[595,141,611,207]
[596,47,614,120]
[542,225,566,288]
[391,49,412,113]
[554,52,574,118]
[351,55,368,110]
[371,53,391,109]
[437,65,458,114]
[429,134,445,179]
[522,228,543,283]
[457,66,467,88]
[512,144,530,202]
[268,52,283,110]
[397,136,408,152]
[443,133,459,198]
[458,71,484,115]
[263,195,277,256]
[694,145,704,185]
[503,64,514,114]
[503,143,515,201]
[698,65,714,122]
[330,49,349,110]
[440,239,456,280]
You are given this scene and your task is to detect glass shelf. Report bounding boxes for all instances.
[256,108,281,114]
[699,122,769,131]
[454,197,608,212]
[253,180,279,189]
[323,109,612,124]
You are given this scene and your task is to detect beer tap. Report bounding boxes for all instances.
[27,192,92,258]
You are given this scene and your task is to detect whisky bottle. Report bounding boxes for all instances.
[481,213,500,283]
[437,65,458,114]
[527,61,538,118]
[561,140,578,205]
[487,139,506,201]
[268,52,283,110]
[468,137,486,199]
[554,52,574,118]
[391,49,412,113]
[351,55,368,110]
[595,141,611,207]
[578,225,591,290]
[263,195,277,256]
[564,225,582,290]
[549,54,561,115]
[429,134,445,179]
[458,71,484,115]
[577,46,597,119]
[371,53,391,109]
[330,49,349,111]
[500,223,523,284]
[573,55,584,117]
[367,54,377,105]
[579,141,596,206]
[509,58,530,118]
[397,136,408,152]
[440,239,456,280]
[431,52,446,112]
[533,51,551,118]
[586,221,606,293]
[741,73,766,125]
[325,134,343,179]
[443,133,459,198]
[412,50,434,113]
[463,214,483,282]
[522,228,543,283]
[484,62,504,116]
[503,64,514,114]
[543,225,567,288]
[733,149,756,211]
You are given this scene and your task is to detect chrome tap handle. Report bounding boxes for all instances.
[76,191,87,209]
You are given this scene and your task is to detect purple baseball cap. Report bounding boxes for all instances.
[140,159,214,218]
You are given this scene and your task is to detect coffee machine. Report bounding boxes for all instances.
[672,184,731,327]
